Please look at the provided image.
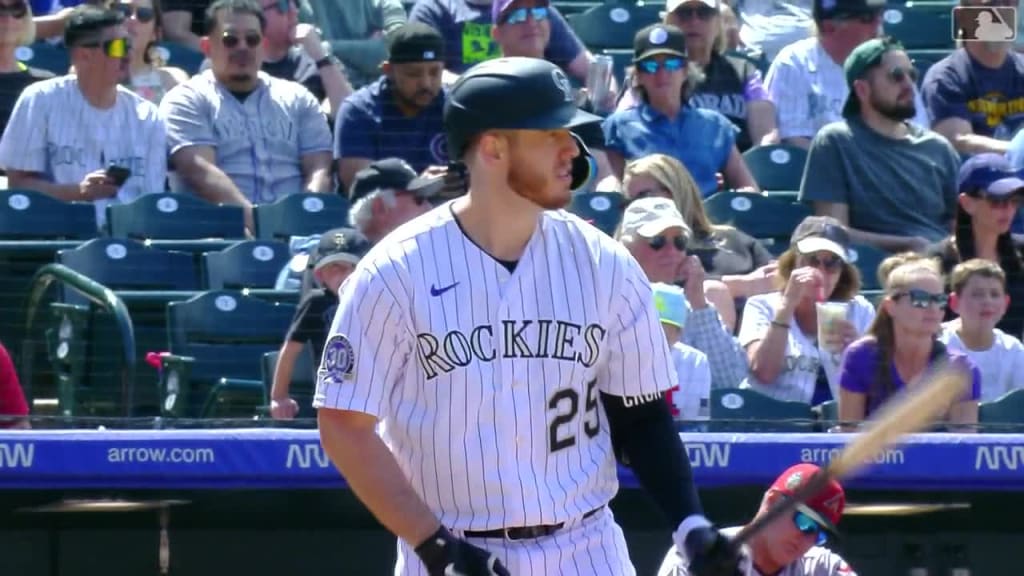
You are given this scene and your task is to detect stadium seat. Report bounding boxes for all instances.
[848,243,888,291]
[156,41,205,76]
[202,240,291,290]
[741,145,808,192]
[0,189,97,240]
[883,3,955,49]
[261,344,317,420]
[815,399,839,430]
[703,191,812,250]
[569,191,626,236]
[709,388,816,432]
[106,193,247,240]
[567,2,661,50]
[907,49,950,84]
[160,290,296,419]
[253,193,350,241]
[979,388,1024,431]
[58,238,199,293]
[20,41,70,75]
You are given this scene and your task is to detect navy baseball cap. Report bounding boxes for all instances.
[310,228,370,271]
[349,158,438,203]
[958,153,1024,197]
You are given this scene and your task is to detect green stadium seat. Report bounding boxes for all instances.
[261,344,317,419]
[107,193,246,240]
[567,2,661,50]
[709,388,816,432]
[202,240,291,290]
[742,144,808,192]
[703,191,812,250]
[20,41,69,75]
[253,193,350,241]
[883,3,955,49]
[979,388,1024,431]
[848,243,888,291]
[156,41,205,76]
[160,290,296,419]
[0,189,97,240]
[569,191,626,236]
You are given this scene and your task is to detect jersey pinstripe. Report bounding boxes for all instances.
[314,204,677,531]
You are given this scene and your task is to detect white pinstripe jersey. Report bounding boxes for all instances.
[314,204,677,531]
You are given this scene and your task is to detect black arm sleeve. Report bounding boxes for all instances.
[601,392,704,528]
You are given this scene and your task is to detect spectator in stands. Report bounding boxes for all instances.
[334,22,448,190]
[927,153,1024,337]
[839,256,981,428]
[271,227,369,420]
[940,259,1024,401]
[348,157,436,245]
[719,2,739,53]
[622,153,777,301]
[161,0,207,49]
[160,0,333,233]
[658,463,853,576]
[0,341,29,429]
[616,197,750,389]
[652,282,712,429]
[800,38,960,253]
[739,216,875,405]
[120,0,188,103]
[0,0,55,139]
[0,6,166,227]
[734,0,814,63]
[923,0,1024,155]
[299,0,405,90]
[603,23,759,197]
[764,0,929,149]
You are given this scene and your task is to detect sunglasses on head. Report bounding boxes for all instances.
[793,511,828,546]
[0,1,28,18]
[673,4,716,20]
[803,253,844,272]
[637,57,686,74]
[649,234,687,252]
[221,31,262,49]
[503,5,548,25]
[80,36,132,59]
[115,3,155,22]
[262,0,295,14]
[882,65,918,85]
[894,288,948,309]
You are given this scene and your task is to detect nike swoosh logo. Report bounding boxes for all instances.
[430,282,459,297]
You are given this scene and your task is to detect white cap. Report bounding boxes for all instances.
[620,197,692,239]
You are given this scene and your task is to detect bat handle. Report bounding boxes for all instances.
[729,470,832,547]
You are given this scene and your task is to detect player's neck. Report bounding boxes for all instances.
[748,536,784,575]
[76,74,118,109]
[452,190,541,262]
[966,43,1009,69]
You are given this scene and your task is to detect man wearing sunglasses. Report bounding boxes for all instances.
[801,38,961,254]
[0,5,166,229]
[658,463,854,576]
[160,0,333,234]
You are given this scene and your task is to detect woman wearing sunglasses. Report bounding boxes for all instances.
[118,0,187,103]
[623,153,777,301]
[838,255,981,429]
[738,216,875,405]
[0,0,54,138]
[926,153,1024,339]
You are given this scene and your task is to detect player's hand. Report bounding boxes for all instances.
[414,526,510,576]
[782,266,824,308]
[270,396,299,420]
[684,526,746,576]
[79,170,119,201]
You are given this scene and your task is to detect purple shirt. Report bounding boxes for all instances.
[839,338,981,417]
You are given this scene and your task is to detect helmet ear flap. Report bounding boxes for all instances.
[570,132,597,193]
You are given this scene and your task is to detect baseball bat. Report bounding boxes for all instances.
[729,361,972,547]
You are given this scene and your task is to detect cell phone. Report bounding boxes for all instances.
[106,164,131,186]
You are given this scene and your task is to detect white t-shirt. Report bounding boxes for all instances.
[939,323,1024,402]
[666,341,711,423]
[738,293,876,403]
[0,76,166,227]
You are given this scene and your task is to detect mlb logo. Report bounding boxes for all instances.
[953,5,1017,41]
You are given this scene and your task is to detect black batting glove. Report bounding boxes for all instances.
[685,526,745,576]
[414,526,511,576]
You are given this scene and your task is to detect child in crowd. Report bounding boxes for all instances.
[940,258,1024,402]
[652,283,711,431]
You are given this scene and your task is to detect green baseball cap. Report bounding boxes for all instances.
[841,37,904,118]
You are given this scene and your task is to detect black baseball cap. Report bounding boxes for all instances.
[633,24,688,63]
[349,158,439,203]
[387,22,445,64]
[310,228,371,272]
[791,216,851,261]
[841,37,903,118]
[813,0,885,20]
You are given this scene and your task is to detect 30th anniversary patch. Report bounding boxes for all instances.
[322,334,355,380]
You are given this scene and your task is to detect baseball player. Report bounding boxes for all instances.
[315,56,742,576]
[658,463,856,576]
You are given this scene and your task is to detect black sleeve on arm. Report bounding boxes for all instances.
[601,392,704,528]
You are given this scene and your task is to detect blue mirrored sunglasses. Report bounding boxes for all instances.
[503,6,548,24]
[637,57,685,74]
[793,511,828,546]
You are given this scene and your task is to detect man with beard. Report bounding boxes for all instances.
[799,38,961,253]
[333,22,449,190]
[160,0,333,234]
[314,56,744,576]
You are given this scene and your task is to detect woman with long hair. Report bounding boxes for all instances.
[738,216,875,405]
[0,0,54,137]
[927,153,1024,338]
[622,153,777,301]
[118,0,187,103]
[838,256,980,429]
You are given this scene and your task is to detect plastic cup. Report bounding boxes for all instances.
[816,302,849,353]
